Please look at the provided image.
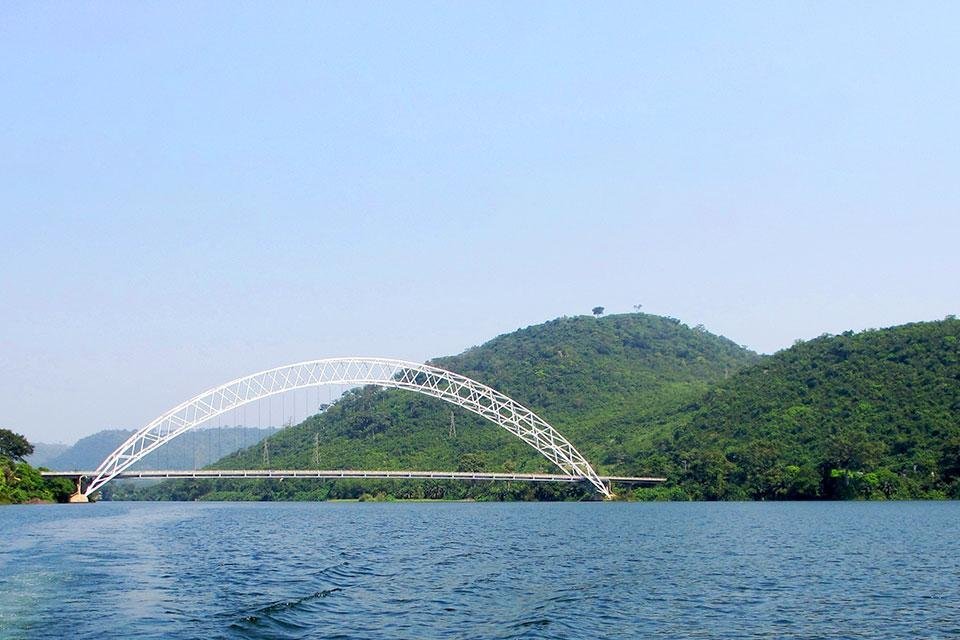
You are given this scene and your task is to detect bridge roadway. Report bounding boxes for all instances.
[42,469,666,486]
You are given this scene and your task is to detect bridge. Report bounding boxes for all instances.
[44,469,665,485]
[65,357,665,501]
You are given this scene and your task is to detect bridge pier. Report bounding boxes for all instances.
[605,481,616,500]
[68,476,89,503]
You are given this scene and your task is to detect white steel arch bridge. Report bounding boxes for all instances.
[83,357,617,498]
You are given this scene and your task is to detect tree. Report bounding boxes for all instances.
[941,435,960,480]
[0,429,33,462]
[592,306,605,317]
[457,452,487,472]
[633,304,642,312]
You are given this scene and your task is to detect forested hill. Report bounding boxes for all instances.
[138,313,760,501]
[428,313,759,467]
[659,318,960,500]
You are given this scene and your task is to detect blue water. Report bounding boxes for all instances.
[1,501,958,639]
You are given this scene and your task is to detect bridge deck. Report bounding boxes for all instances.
[42,469,665,485]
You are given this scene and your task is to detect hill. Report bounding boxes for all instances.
[653,318,960,500]
[137,313,760,501]
[44,427,278,472]
[24,442,70,468]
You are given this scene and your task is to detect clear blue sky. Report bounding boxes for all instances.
[2,2,958,443]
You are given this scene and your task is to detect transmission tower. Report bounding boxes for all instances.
[313,432,320,468]
[262,439,270,467]
[449,411,456,438]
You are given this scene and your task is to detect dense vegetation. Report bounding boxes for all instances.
[650,319,960,500]
[0,429,73,504]
[118,314,960,503]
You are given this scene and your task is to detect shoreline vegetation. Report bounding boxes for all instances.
[9,312,960,504]
[0,459,74,505]
[0,429,75,504]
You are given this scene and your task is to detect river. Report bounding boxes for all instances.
[2,501,958,639]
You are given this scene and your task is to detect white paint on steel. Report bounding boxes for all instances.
[85,358,611,497]
[48,469,665,484]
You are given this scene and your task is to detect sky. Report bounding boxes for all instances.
[1,2,958,444]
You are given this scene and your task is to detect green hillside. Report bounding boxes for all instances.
[137,313,759,501]
[655,318,960,500]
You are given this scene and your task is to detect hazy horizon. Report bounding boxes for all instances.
[3,3,958,443]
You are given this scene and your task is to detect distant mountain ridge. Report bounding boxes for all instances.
[24,442,70,468]
[43,427,279,471]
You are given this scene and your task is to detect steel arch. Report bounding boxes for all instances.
[85,358,611,497]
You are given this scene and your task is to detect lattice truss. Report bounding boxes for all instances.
[85,358,610,497]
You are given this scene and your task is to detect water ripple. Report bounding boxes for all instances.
[3,502,960,639]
